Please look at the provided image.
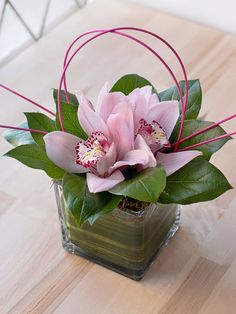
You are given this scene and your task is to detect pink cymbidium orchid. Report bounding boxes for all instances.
[96,83,202,174]
[44,88,156,193]
[44,84,201,193]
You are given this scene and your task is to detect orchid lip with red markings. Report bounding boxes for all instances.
[137,118,170,149]
[1,26,235,226]
[42,84,203,193]
[75,131,110,169]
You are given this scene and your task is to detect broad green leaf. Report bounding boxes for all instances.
[62,173,122,225]
[110,74,157,95]
[4,144,65,179]
[3,121,35,146]
[56,101,87,139]
[24,112,57,147]
[159,80,202,120]
[110,166,166,202]
[62,173,86,221]
[159,160,232,205]
[53,88,79,106]
[80,189,122,226]
[170,120,231,160]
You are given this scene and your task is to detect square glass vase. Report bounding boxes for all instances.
[54,181,180,281]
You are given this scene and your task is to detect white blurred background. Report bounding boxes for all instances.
[1,0,236,67]
[0,0,88,66]
[129,0,236,34]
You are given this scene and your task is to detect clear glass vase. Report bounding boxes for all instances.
[54,181,180,281]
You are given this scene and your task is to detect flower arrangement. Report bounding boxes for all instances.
[1,27,234,222]
[1,27,235,279]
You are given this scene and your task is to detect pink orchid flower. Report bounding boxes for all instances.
[95,83,201,175]
[44,84,201,193]
[44,88,156,193]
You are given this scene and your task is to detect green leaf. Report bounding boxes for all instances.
[110,166,166,202]
[62,173,122,225]
[24,112,57,147]
[170,120,231,160]
[3,121,35,146]
[159,160,232,205]
[159,80,202,120]
[55,101,87,139]
[110,74,157,95]
[62,173,86,220]
[53,88,79,106]
[80,189,122,226]
[4,144,65,179]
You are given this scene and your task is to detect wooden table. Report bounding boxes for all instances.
[0,0,236,313]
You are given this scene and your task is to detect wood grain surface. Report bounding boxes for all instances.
[0,0,236,313]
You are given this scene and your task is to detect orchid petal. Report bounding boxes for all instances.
[87,170,124,193]
[44,131,87,173]
[156,150,202,176]
[147,100,179,138]
[96,142,117,176]
[130,95,149,131]
[98,92,127,122]
[95,81,109,111]
[149,92,160,106]
[128,86,153,130]
[128,85,153,104]
[110,149,149,172]
[107,102,134,160]
[76,91,110,139]
[134,134,157,168]
[96,87,127,122]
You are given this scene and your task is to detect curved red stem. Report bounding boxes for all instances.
[58,27,188,133]
[0,124,48,135]
[0,84,55,116]
[176,131,236,152]
[62,28,188,118]
[176,113,236,145]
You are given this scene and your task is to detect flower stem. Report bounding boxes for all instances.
[172,113,236,147]
[0,83,55,116]
[0,124,48,135]
[60,27,188,136]
[176,131,236,151]
[62,27,188,117]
